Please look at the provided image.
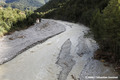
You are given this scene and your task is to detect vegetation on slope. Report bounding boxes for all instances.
[0,0,49,10]
[0,2,36,10]
[36,0,120,65]
[36,0,109,22]
[91,0,120,63]
[0,7,40,37]
[35,0,67,12]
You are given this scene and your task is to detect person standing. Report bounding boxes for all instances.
[36,18,40,23]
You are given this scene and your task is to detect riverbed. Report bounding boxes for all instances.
[0,19,118,80]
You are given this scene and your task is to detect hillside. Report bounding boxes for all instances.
[0,0,49,10]
[36,0,109,22]
[0,7,40,37]
[35,0,66,12]
[36,0,120,68]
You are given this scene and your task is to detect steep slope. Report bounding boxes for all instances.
[0,7,41,37]
[44,0,49,3]
[5,0,44,6]
[0,0,50,10]
[36,0,109,22]
[35,0,67,12]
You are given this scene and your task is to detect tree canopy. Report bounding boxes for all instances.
[0,7,41,37]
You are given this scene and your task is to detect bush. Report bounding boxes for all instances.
[0,7,41,36]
